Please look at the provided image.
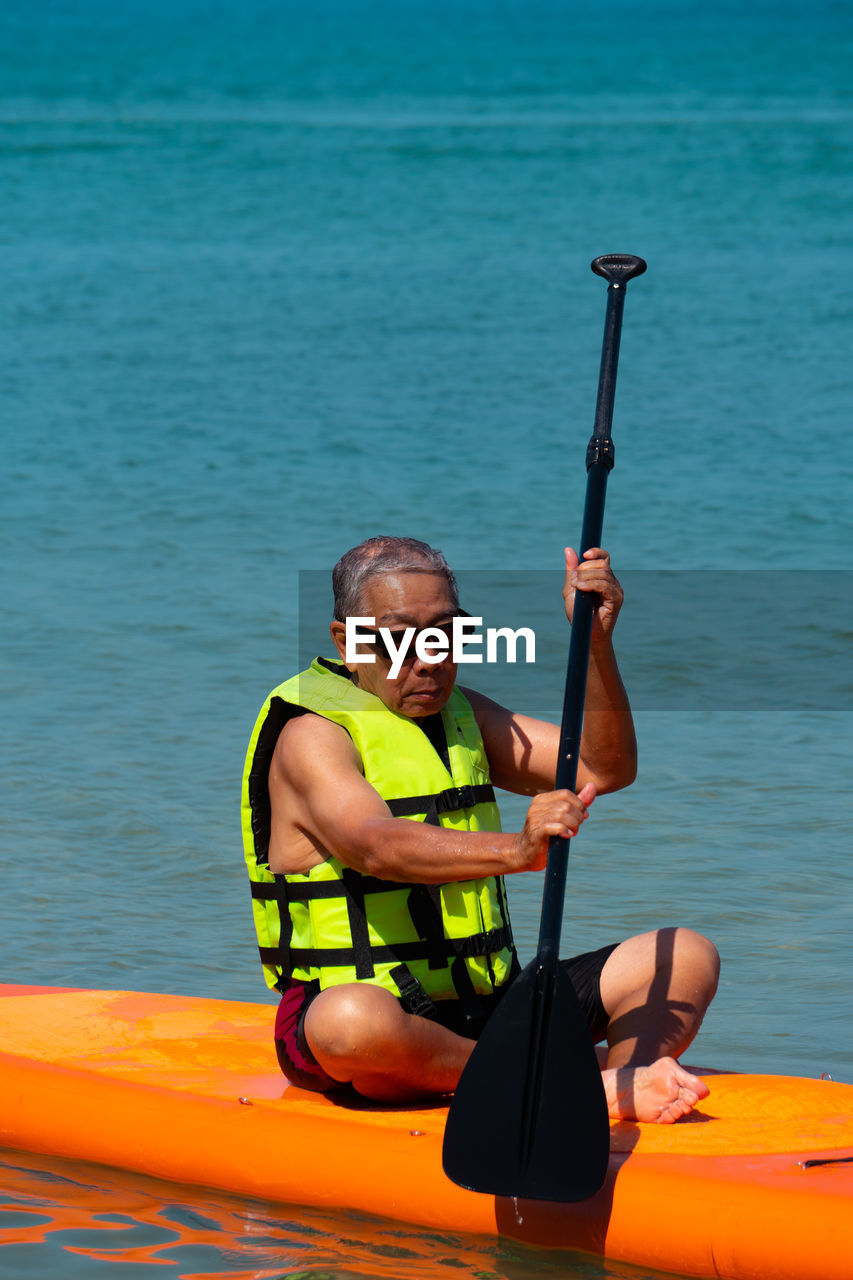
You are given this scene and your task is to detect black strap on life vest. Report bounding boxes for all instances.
[251,875,409,903]
[246,697,292,867]
[386,783,496,826]
[254,919,513,968]
[406,884,448,971]
[341,867,375,980]
[269,927,513,970]
[449,953,487,1026]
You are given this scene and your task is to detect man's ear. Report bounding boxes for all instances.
[329,620,350,667]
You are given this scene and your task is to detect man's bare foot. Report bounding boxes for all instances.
[603,1057,710,1124]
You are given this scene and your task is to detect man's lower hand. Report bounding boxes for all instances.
[512,782,596,872]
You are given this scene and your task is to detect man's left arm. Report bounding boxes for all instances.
[465,547,637,797]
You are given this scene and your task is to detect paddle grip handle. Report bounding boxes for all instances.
[536,268,638,963]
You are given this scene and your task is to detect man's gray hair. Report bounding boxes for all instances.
[332,536,459,622]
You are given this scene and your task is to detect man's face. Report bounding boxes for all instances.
[330,570,458,718]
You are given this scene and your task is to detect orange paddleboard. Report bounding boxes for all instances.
[1,985,850,1280]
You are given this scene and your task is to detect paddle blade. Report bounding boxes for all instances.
[442,958,610,1202]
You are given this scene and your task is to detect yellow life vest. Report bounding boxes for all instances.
[241,658,516,1013]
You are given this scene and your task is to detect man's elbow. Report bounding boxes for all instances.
[593,753,638,794]
[345,817,410,881]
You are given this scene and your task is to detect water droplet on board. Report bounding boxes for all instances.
[512,1195,523,1225]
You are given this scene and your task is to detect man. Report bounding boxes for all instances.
[241,536,719,1122]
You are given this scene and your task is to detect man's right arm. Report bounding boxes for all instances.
[268,712,594,884]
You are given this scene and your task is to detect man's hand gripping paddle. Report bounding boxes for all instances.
[442,253,647,1203]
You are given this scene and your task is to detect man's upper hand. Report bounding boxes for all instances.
[563,546,624,643]
[511,782,596,872]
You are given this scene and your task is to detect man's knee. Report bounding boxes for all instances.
[303,983,403,1064]
[601,926,720,1009]
[648,926,720,997]
[674,928,720,1001]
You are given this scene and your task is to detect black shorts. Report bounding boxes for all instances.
[275,942,618,1093]
[427,943,617,1044]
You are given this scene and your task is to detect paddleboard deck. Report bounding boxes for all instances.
[1,985,850,1280]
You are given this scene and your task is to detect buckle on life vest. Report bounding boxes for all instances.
[386,783,496,825]
[391,964,438,1019]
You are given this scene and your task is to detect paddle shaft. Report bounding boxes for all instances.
[537,273,633,963]
[441,254,645,1202]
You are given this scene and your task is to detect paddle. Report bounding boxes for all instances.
[442,253,647,1203]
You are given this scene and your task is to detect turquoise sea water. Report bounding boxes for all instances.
[2,1,852,1276]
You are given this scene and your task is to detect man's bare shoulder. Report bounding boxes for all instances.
[272,711,363,783]
[459,686,515,729]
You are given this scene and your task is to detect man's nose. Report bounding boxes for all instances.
[411,645,451,673]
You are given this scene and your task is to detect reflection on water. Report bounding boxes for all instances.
[0,1148,681,1280]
